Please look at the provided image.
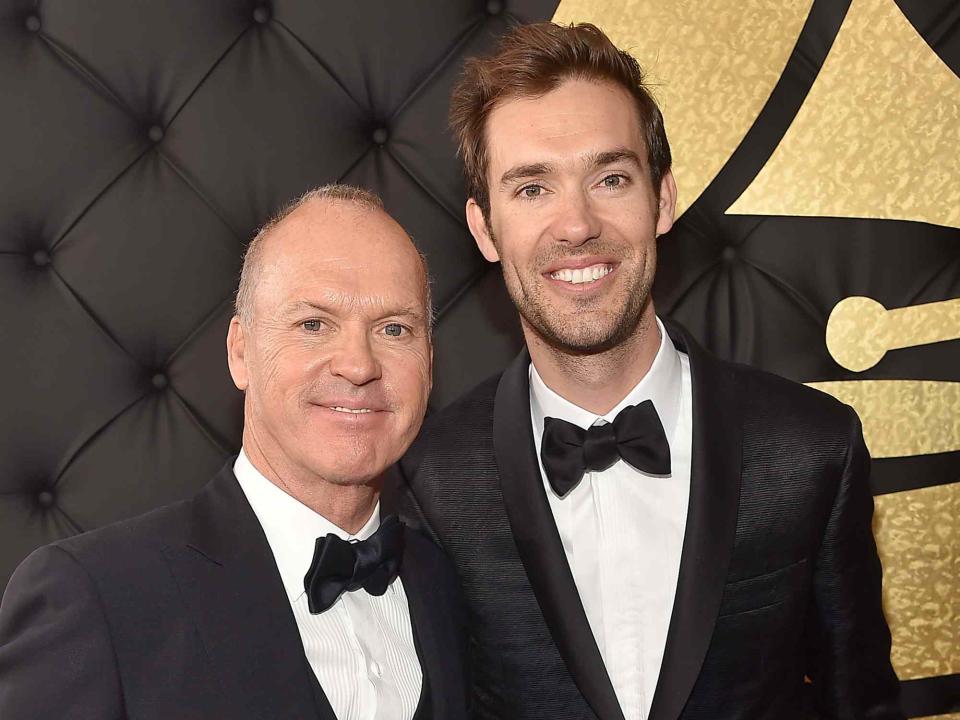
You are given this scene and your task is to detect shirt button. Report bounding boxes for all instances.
[369,660,383,677]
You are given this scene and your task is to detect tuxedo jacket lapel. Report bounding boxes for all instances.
[399,546,439,718]
[163,465,331,720]
[647,322,742,720]
[493,325,743,720]
[380,486,467,720]
[493,351,626,720]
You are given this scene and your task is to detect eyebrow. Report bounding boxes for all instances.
[498,148,643,187]
[283,299,426,322]
[499,162,552,187]
[589,148,642,169]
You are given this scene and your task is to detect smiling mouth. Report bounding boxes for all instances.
[311,402,384,415]
[548,263,614,285]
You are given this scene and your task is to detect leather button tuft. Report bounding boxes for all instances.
[722,246,737,262]
[372,127,388,146]
[25,15,41,32]
[486,0,503,15]
[37,490,54,508]
[152,373,168,390]
[148,125,164,143]
[253,5,270,23]
[32,249,51,267]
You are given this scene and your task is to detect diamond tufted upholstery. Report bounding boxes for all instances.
[0,0,559,588]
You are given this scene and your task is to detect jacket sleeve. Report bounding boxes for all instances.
[805,408,904,719]
[0,544,124,719]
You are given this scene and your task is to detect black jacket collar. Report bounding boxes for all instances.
[172,463,324,719]
[171,463,451,720]
[492,319,742,720]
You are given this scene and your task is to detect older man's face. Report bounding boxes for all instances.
[228,200,431,486]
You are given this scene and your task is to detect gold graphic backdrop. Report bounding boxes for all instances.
[728,0,960,229]
[555,0,959,715]
[556,0,814,218]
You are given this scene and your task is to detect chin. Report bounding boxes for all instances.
[313,458,385,486]
[526,308,628,352]
[297,440,384,484]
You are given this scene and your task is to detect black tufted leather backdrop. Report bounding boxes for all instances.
[0,0,560,589]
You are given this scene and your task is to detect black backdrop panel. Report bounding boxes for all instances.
[0,0,559,589]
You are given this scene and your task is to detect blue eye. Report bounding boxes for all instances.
[602,175,624,188]
[302,320,323,332]
[384,323,404,337]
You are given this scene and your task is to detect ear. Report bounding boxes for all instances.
[427,341,434,394]
[226,316,249,391]
[466,198,499,262]
[655,169,678,237]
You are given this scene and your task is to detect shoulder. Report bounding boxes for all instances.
[32,497,194,585]
[2,499,193,653]
[708,356,860,477]
[669,318,855,439]
[425,372,501,435]
[403,372,501,476]
[726,359,854,436]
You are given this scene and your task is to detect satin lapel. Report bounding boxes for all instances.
[647,322,742,720]
[163,463,328,720]
[399,542,445,720]
[494,351,625,720]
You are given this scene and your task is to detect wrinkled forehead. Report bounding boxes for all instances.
[279,289,426,323]
[255,201,428,319]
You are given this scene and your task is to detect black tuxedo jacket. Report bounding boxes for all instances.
[394,321,902,720]
[0,462,469,720]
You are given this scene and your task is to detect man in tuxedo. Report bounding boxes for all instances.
[395,22,902,720]
[0,185,468,720]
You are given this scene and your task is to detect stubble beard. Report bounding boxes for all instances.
[499,242,656,357]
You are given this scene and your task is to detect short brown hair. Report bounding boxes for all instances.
[449,22,671,218]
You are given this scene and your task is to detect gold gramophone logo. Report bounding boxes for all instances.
[557,0,959,689]
[816,296,960,458]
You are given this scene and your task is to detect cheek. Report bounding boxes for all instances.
[383,348,432,414]
[492,210,540,261]
[250,339,323,403]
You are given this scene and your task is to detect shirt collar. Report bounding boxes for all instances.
[530,316,683,443]
[233,449,380,601]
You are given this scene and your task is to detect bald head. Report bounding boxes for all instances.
[235,185,431,329]
[225,184,435,498]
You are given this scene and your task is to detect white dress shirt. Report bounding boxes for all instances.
[233,451,423,720]
[529,317,692,720]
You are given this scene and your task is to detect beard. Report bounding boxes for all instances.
[496,233,656,355]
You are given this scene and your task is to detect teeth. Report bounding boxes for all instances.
[550,264,613,284]
[331,406,372,414]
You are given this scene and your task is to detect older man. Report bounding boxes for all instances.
[0,186,467,720]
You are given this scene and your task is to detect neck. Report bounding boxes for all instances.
[240,428,380,535]
[526,305,661,415]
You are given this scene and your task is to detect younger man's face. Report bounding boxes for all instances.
[467,78,676,353]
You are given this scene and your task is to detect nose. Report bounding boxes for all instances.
[328,327,381,386]
[550,189,602,247]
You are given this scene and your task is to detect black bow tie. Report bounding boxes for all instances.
[541,399,671,498]
[303,514,405,614]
